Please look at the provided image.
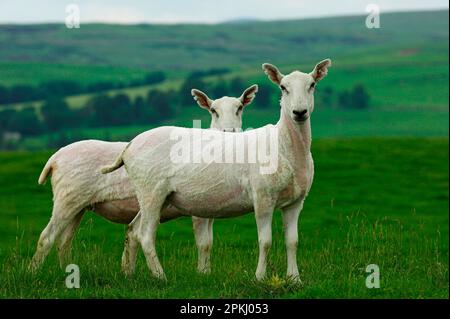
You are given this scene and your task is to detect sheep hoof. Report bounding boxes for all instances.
[287,274,303,286]
[197,267,211,275]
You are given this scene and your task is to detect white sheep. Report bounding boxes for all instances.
[30,85,258,274]
[102,60,331,282]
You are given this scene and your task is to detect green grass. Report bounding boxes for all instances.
[0,62,150,88]
[0,138,447,298]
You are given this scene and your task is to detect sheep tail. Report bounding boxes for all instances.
[38,154,55,185]
[100,143,130,174]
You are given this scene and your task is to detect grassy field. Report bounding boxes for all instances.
[0,138,447,298]
[0,62,150,88]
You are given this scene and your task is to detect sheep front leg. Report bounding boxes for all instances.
[192,217,214,274]
[254,199,275,281]
[282,200,303,283]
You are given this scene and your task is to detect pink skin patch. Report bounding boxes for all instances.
[169,184,251,218]
[93,198,188,224]
[92,198,139,224]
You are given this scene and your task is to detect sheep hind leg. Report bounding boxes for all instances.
[29,204,79,272]
[132,185,168,280]
[56,211,85,267]
[121,212,141,276]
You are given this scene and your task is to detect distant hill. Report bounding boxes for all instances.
[222,17,261,24]
[0,10,447,72]
[0,9,448,149]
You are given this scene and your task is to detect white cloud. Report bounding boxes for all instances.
[0,0,447,24]
[81,4,146,24]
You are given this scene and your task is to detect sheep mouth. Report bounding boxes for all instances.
[293,115,309,122]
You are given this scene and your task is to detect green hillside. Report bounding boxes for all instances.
[0,10,448,73]
[0,10,448,149]
[0,62,148,87]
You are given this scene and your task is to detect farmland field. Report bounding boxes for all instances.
[2,46,448,150]
[0,62,150,88]
[4,49,449,151]
[0,138,447,298]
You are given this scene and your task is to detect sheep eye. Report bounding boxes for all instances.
[236,105,243,115]
[310,82,316,90]
[280,85,288,93]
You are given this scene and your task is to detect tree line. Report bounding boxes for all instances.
[316,84,371,109]
[0,70,370,148]
[0,71,166,105]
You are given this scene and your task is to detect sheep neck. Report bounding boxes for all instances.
[277,108,312,167]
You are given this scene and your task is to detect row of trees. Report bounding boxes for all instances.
[0,90,174,137]
[1,71,371,142]
[0,71,166,105]
[179,71,370,110]
[178,73,277,109]
[0,80,249,138]
[316,85,370,109]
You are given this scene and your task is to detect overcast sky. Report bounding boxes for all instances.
[0,0,448,24]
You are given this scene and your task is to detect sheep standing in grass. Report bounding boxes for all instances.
[30,85,258,273]
[102,60,331,282]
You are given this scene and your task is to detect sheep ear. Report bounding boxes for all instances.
[240,84,258,107]
[311,59,332,82]
[191,89,213,110]
[262,63,284,85]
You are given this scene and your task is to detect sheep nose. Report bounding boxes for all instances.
[293,110,307,117]
[222,128,236,132]
[292,109,308,122]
